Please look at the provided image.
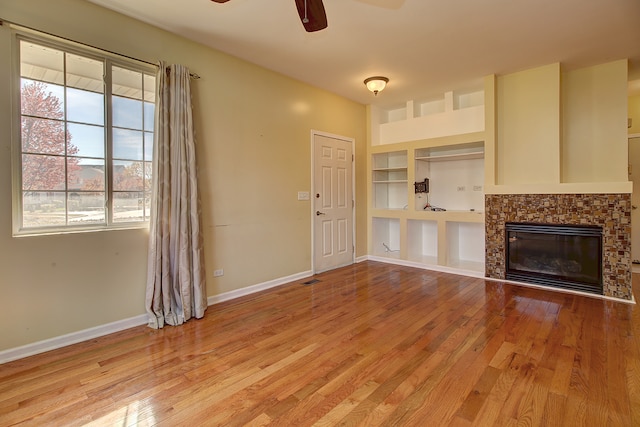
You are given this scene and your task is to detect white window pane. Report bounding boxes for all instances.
[68,192,106,225]
[143,101,155,132]
[67,87,104,125]
[21,79,65,120]
[66,53,104,93]
[68,158,105,191]
[113,66,142,99]
[144,191,151,220]
[22,116,66,155]
[113,128,143,160]
[113,192,145,223]
[20,41,64,85]
[143,74,155,102]
[22,192,66,227]
[68,123,104,158]
[113,160,144,191]
[144,132,154,162]
[144,162,152,191]
[113,96,143,129]
[22,154,65,191]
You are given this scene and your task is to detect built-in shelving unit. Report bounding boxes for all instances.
[414,142,485,212]
[371,217,401,259]
[373,90,485,146]
[367,85,490,277]
[407,219,438,265]
[446,221,485,271]
[372,151,408,210]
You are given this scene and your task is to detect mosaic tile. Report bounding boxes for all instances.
[485,193,632,300]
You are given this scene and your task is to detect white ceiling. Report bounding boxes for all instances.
[87,0,640,107]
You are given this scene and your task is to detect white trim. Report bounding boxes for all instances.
[365,255,636,305]
[355,255,369,263]
[366,255,485,279]
[206,270,313,306]
[0,314,148,364]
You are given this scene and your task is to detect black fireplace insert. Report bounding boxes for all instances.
[505,222,603,294]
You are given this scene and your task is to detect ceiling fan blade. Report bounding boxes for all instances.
[294,0,328,32]
[211,0,230,3]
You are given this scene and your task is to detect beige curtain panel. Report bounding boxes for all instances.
[146,62,207,329]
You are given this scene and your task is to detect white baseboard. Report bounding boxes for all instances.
[207,270,313,306]
[365,255,486,279]
[1,269,315,365]
[0,314,148,365]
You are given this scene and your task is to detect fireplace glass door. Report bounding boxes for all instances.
[505,223,603,294]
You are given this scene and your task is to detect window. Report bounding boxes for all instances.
[15,34,156,234]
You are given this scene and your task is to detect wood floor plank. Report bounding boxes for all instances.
[1,261,639,426]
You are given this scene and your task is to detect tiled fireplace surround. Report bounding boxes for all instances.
[485,193,632,301]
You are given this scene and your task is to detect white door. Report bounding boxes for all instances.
[630,135,640,264]
[313,132,354,273]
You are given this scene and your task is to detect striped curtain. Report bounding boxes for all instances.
[145,62,207,329]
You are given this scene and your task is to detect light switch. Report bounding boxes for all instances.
[297,191,310,200]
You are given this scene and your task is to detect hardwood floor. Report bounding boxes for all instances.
[1,261,639,426]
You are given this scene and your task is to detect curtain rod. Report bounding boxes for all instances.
[0,18,201,80]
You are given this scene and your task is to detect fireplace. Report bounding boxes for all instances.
[505,222,603,294]
[484,193,632,301]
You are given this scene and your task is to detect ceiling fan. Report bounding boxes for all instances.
[211,0,328,32]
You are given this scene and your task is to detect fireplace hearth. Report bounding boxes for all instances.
[505,222,603,294]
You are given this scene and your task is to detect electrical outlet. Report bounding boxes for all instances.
[473,185,483,191]
[213,269,224,277]
[457,186,466,192]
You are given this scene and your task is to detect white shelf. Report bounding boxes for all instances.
[416,151,484,162]
[372,151,407,169]
[373,151,408,209]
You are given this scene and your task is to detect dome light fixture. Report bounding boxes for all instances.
[364,76,389,96]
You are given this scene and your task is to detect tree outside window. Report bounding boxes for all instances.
[17,38,155,233]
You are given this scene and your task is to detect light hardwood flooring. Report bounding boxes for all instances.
[1,261,639,426]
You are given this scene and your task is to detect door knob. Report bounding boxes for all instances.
[316,211,326,216]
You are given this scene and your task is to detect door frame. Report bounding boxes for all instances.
[629,133,640,266]
[310,130,356,274]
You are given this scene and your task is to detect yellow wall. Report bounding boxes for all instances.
[630,94,640,135]
[491,61,629,192]
[0,0,367,351]
[562,60,628,183]
[496,63,561,185]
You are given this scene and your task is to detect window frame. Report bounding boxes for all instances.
[11,28,158,237]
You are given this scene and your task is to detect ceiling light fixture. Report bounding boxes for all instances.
[364,76,389,96]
